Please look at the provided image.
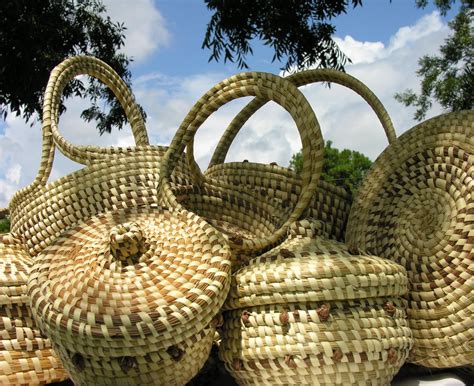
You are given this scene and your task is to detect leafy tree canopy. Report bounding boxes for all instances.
[0,218,10,234]
[395,0,473,120]
[289,141,372,196]
[0,0,137,133]
[202,0,363,71]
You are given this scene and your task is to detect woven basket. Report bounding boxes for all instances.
[219,220,413,385]
[28,207,232,385]
[159,71,325,256]
[346,110,474,368]
[204,162,351,243]
[8,56,192,257]
[203,69,396,242]
[0,233,68,385]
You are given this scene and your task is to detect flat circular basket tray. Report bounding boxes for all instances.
[346,110,474,368]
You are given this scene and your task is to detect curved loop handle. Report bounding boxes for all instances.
[159,72,324,253]
[10,56,149,210]
[208,69,396,167]
[45,56,149,164]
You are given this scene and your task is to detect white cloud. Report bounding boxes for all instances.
[387,12,446,53]
[219,12,450,163]
[334,36,385,64]
[6,164,21,184]
[0,11,454,208]
[313,11,449,160]
[335,12,447,65]
[0,180,18,210]
[102,0,171,62]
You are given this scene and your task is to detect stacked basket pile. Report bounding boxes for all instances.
[0,54,471,385]
[0,233,68,385]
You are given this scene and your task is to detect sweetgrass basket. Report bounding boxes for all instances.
[159,71,325,257]
[8,56,193,257]
[346,110,474,368]
[203,69,397,243]
[219,220,413,385]
[28,207,232,385]
[0,233,68,385]
[24,58,327,385]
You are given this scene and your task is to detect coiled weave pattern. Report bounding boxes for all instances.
[28,207,232,385]
[0,233,68,385]
[220,221,412,385]
[346,110,474,367]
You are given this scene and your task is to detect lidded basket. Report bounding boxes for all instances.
[28,207,232,385]
[219,220,413,385]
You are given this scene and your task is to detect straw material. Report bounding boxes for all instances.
[202,69,395,243]
[8,56,193,257]
[28,207,232,385]
[346,110,474,368]
[204,162,351,242]
[159,72,325,255]
[0,233,68,385]
[219,221,413,385]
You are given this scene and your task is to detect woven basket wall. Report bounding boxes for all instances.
[219,220,413,385]
[0,233,68,385]
[346,110,474,368]
[204,162,351,243]
[28,207,231,385]
[8,56,193,258]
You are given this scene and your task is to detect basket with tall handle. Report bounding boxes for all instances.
[8,55,193,257]
[203,69,397,243]
[23,55,234,385]
[160,71,325,259]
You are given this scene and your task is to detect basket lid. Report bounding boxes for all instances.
[29,207,231,354]
[225,220,408,310]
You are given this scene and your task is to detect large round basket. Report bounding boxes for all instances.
[28,207,232,385]
[219,220,413,385]
[346,110,474,367]
[0,233,68,385]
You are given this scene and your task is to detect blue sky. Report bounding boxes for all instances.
[0,0,459,206]
[127,0,457,75]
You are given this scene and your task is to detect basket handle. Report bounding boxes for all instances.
[159,72,324,253]
[207,69,396,167]
[9,56,149,212]
[43,56,149,182]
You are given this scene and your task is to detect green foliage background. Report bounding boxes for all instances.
[0,218,10,233]
[0,0,139,133]
[395,0,473,119]
[289,140,372,196]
